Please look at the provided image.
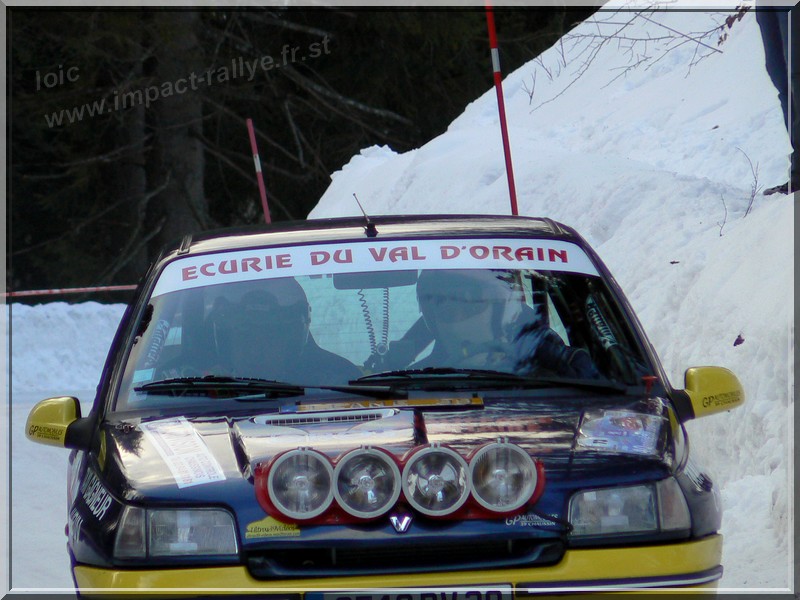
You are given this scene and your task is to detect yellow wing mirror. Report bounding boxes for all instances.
[25,396,82,448]
[683,366,745,420]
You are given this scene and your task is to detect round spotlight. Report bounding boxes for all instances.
[333,447,401,519]
[402,445,470,517]
[267,448,334,520]
[469,442,537,513]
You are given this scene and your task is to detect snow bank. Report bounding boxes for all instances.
[8,302,126,394]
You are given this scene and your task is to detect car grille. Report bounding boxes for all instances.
[246,538,565,579]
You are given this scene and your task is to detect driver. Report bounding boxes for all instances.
[210,277,361,386]
[414,269,599,378]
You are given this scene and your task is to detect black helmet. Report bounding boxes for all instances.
[209,277,311,366]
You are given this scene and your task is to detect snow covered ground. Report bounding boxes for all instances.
[4,4,793,595]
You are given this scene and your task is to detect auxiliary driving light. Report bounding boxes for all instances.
[267,448,334,520]
[469,441,538,513]
[334,447,402,519]
[402,445,470,517]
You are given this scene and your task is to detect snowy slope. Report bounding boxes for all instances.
[6,6,793,594]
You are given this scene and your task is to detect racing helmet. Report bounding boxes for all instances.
[416,269,524,348]
[209,277,312,375]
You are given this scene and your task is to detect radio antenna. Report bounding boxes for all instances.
[353,193,378,237]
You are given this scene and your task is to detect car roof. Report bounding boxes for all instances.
[162,214,583,260]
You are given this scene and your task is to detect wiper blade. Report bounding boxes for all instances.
[354,367,520,381]
[135,376,305,397]
[135,376,403,401]
[317,384,407,400]
[352,368,540,391]
[234,384,405,402]
[353,369,629,393]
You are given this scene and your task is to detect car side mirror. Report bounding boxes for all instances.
[25,396,91,450]
[682,366,745,420]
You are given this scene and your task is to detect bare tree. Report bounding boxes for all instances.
[526,5,749,112]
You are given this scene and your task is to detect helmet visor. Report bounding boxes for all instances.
[418,286,488,324]
[417,270,518,325]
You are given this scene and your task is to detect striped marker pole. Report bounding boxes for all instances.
[246,118,272,224]
[485,3,519,216]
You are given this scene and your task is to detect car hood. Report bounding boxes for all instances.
[103,395,672,550]
[106,395,671,500]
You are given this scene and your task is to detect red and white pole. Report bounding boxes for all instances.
[246,118,272,224]
[485,2,519,216]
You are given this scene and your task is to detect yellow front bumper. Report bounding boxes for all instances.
[74,535,722,595]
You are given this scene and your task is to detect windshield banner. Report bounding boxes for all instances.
[152,238,599,297]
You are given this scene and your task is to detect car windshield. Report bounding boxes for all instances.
[116,238,650,411]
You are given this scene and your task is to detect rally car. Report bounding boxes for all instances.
[26,214,744,596]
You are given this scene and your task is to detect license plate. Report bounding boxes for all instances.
[306,586,512,600]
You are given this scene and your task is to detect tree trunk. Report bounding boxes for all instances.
[148,11,206,253]
[108,73,150,282]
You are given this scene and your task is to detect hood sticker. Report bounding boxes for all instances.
[139,417,226,488]
[577,410,663,456]
[245,516,301,539]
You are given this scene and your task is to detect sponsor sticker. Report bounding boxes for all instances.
[151,238,599,297]
[701,390,741,409]
[505,513,560,527]
[79,470,114,521]
[577,410,662,456]
[27,424,65,443]
[132,368,155,384]
[68,507,84,547]
[245,515,301,539]
[139,417,226,488]
[68,452,84,504]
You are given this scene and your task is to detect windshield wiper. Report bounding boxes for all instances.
[355,367,518,381]
[353,368,629,394]
[317,384,406,400]
[135,375,403,400]
[135,376,305,397]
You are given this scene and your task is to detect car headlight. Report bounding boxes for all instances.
[469,441,538,513]
[568,477,690,538]
[114,507,238,558]
[267,448,334,520]
[334,447,401,519]
[402,444,470,516]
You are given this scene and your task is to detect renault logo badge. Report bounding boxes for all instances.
[389,514,412,533]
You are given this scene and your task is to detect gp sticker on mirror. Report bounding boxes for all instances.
[151,238,599,297]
